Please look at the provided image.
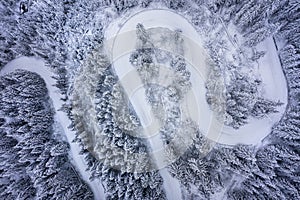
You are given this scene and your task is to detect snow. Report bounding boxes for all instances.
[106,10,215,137]
[0,56,105,200]
[218,38,288,145]
[112,56,161,133]
[104,8,233,199]
[106,8,271,198]
[106,9,288,147]
[0,8,286,200]
[160,168,182,200]
[106,9,223,145]
[105,9,202,200]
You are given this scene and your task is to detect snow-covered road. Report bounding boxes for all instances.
[219,37,287,145]
[0,57,105,200]
[0,8,288,200]
[106,9,288,146]
[105,9,209,200]
[103,8,288,199]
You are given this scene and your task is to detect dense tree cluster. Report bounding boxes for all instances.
[169,126,300,199]
[68,50,167,199]
[80,150,166,199]
[231,13,300,198]
[95,67,149,155]
[0,70,93,199]
[0,0,156,95]
[226,143,300,199]
[220,101,300,198]
[168,133,225,199]
[0,0,70,95]
[222,71,283,128]
[164,2,299,199]
[188,0,285,128]
[1,0,299,199]
[206,0,299,47]
[167,1,299,198]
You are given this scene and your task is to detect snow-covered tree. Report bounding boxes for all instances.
[0,70,93,199]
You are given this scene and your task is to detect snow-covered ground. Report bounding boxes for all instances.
[106,9,288,146]
[106,9,219,139]
[0,9,287,200]
[219,38,287,145]
[103,8,289,199]
[0,57,105,200]
[105,9,224,148]
[105,10,198,200]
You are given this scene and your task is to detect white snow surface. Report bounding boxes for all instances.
[106,9,288,146]
[0,56,105,200]
[104,9,288,199]
[219,38,287,145]
[106,9,218,140]
[0,8,287,200]
[105,8,288,148]
[105,9,288,147]
[105,9,203,200]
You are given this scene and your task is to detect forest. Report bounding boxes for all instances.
[0,70,93,199]
[0,0,299,199]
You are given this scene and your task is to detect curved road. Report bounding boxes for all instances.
[105,9,287,145]
[0,56,105,200]
[0,10,287,200]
